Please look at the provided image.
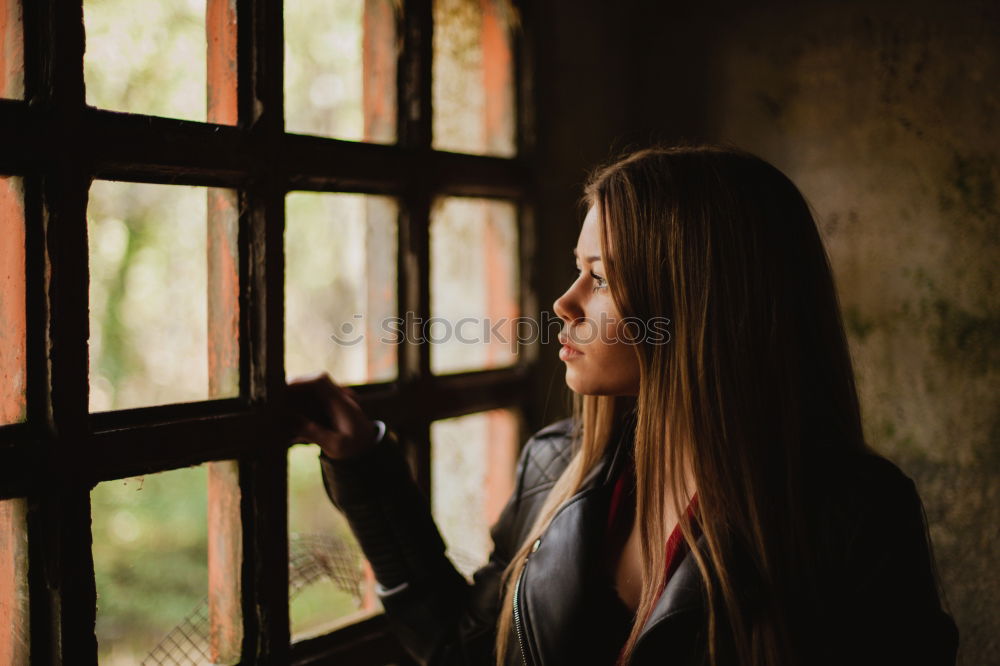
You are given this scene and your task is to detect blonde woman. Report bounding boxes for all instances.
[284,145,959,666]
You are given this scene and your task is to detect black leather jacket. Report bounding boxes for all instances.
[319,417,959,666]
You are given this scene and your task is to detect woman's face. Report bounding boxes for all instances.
[553,204,641,396]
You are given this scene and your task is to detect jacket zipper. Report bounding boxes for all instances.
[512,557,533,666]
[509,445,626,666]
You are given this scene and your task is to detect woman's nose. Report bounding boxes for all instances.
[553,284,583,324]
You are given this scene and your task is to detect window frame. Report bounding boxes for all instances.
[0,0,538,663]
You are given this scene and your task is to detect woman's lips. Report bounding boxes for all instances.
[559,343,584,361]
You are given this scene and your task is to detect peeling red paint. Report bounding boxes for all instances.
[358,0,399,588]
[207,461,242,663]
[207,0,237,125]
[483,201,518,367]
[483,410,517,526]
[0,176,27,425]
[360,560,378,612]
[479,0,519,526]
[205,197,241,656]
[0,0,24,99]
[207,188,239,398]
[481,0,514,154]
[364,197,397,382]
[362,0,397,143]
[205,1,241,658]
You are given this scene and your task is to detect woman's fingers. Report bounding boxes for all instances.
[311,374,367,432]
[286,412,354,451]
[282,372,376,458]
[284,412,322,445]
[286,373,351,413]
[341,385,362,408]
[289,373,358,410]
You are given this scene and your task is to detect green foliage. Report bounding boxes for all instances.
[92,466,208,660]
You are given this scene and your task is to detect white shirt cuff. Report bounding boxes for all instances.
[375,579,410,597]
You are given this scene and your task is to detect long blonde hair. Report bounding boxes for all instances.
[495,145,871,665]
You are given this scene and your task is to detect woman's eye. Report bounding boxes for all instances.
[574,267,607,291]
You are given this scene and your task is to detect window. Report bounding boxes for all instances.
[0,0,533,663]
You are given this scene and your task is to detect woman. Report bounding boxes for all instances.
[283,145,959,666]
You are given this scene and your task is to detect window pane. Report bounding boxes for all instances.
[288,445,381,641]
[285,0,398,143]
[84,0,218,123]
[285,192,398,385]
[0,175,26,425]
[433,0,517,157]
[431,409,520,577]
[1,0,24,99]
[88,181,239,411]
[92,463,240,665]
[0,498,29,665]
[430,197,519,375]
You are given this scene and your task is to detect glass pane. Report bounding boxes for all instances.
[1,0,24,99]
[0,175,25,425]
[285,0,398,143]
[432,0,517,156]
[430,197,519,375]
[431,409,520,577]
[288,445,381,641]
[88,181,239,411]
[84,0,215,122]
[92,463,239,665]
[285,192,398,385]
[0,498,29,665]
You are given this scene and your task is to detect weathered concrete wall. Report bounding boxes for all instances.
[629,0,998,661]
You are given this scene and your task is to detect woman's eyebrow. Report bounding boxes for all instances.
[572,249,602,263]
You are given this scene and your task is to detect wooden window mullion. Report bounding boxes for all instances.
[399,0,433,152]
[26,0,100,662]
[397,0,434,497]
[242,185,291,664]
[38,157,98,666]
[241,0,290,661]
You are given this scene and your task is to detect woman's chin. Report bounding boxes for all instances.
[564,370,639,397]
[562,366,584,391]
[563,373,605,397]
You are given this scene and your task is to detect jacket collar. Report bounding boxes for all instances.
[639,537,707,628]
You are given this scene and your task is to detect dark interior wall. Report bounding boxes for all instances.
[527,0,639,424]
[531,0,999,662]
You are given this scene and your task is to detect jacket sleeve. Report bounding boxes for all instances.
[827,456,960,666]
[317,421,537,665]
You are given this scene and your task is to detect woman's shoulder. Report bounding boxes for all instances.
[808,446,921,516]
[805,445,938,576]
[515,417,578,490]
[805,451,959,663]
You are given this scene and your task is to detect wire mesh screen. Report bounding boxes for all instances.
[141,533,365,665]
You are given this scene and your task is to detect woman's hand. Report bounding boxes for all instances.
[281,371,379,460]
